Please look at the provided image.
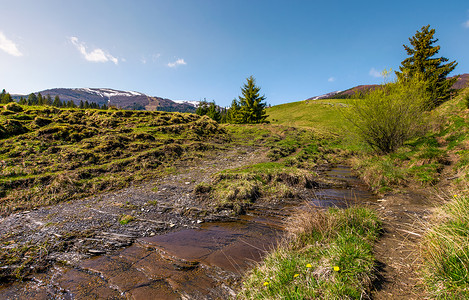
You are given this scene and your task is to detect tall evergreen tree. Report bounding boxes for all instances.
[27,93,38,106]
[37,93,44,105]
[52,95,62,107]
[237,76,268,123]
[226,99,242,124]
[0,91,13,104]
[206,101,221,122]
[195,99,209,116]
[45,94,52,106]
[395,25,457,108]
[0,89,5,103]
[2,93,13,104]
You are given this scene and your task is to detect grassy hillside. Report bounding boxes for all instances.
[267,99,351,133]
[267,99,369,155]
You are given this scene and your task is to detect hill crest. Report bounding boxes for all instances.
[14,88,198,113]
[309,73,469,100]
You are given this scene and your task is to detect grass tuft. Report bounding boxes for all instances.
[421,194,469,298]
[238,206,381,299]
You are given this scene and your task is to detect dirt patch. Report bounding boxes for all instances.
[370,162,458,299]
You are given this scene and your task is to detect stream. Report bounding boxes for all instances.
[0,166,376,299]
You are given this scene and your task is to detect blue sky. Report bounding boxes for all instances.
[1,0,468,106]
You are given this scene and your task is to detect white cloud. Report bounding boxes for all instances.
[328,77,335,82]
[0,32,22,57]
[167,58,186,68]
[463,20,469,28]
[152,53,161,62]
[69,36,118,64]
[369,67,382,78]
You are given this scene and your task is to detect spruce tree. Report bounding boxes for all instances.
[395,25,457,108]
[52,95,62,107]
[237,76,268,124]
[226,99,241,124]
[195,99,209,116]
[27,93,38,106]
[206,101,221,122]
[37,93,43,105]
[46,94,52,106]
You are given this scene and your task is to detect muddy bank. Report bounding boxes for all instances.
[0,150,375,299]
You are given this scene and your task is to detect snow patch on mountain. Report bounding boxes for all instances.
[309,91,342,100]
[75,88,145,98]
[173,100,200,107]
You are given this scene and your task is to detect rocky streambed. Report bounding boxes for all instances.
[0,145,376,299]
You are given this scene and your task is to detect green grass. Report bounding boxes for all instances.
[267,99,352,133]
[421,194,469,299]
[119,214,135,225]
[238,206,381,299]
[267,99,372,155]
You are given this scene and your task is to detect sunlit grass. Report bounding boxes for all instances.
[238,206,381,299]
[421,194,469,298]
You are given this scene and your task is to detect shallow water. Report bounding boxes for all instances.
[0,166,375,299]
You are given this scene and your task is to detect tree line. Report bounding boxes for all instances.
[0,90,109,110]
[196,75,269,124]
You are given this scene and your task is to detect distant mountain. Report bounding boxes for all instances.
[308,73,469,100]
[451,73,469,90]
[13,88,197,113]
[307,91,342,100]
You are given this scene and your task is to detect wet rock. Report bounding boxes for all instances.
[88,249,106,255]
[172,260,199,271]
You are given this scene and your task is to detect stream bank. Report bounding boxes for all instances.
[0,161,376,299]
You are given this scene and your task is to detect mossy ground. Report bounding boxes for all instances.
[0,104,225,215]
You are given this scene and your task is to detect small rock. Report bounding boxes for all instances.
[185,182,190,185]
[169,223,176,228]
[196,220,203,224]
[88,249,106,255]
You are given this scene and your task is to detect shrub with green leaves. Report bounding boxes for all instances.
[344,75,428,153]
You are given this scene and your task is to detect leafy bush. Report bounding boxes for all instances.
[344,76,428,153]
